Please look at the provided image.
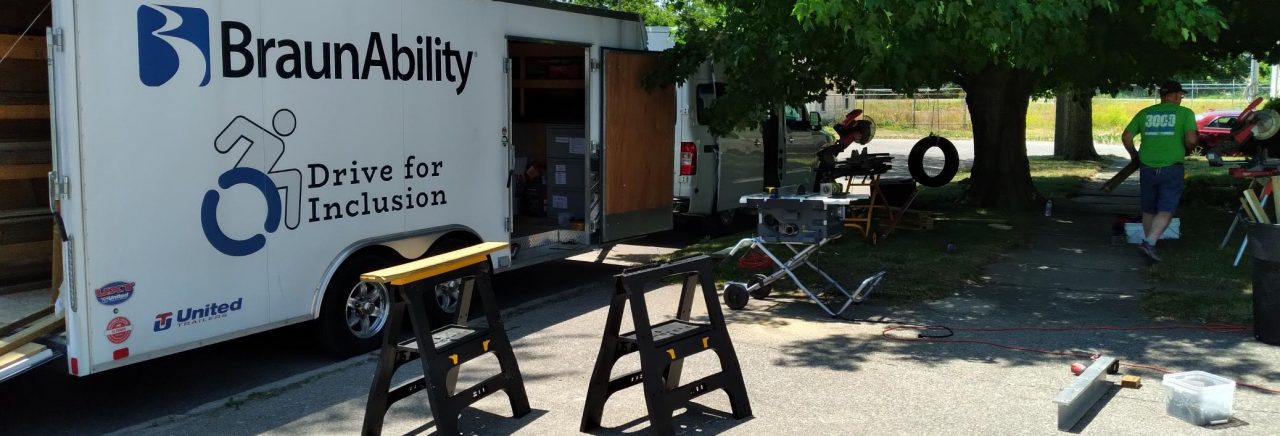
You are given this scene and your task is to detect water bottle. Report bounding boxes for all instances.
[1044,200,1053,217]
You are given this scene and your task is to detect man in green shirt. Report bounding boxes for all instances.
[1122,81,1198,262]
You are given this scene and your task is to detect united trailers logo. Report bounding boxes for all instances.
[153,298,244,332]
[137,4,211,87]
[135,3,477,94]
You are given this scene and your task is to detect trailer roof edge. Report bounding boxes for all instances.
[493,0,642,22]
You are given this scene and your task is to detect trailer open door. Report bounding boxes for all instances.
[600,50,675,241]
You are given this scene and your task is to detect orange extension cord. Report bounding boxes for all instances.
[875,322,1280,394]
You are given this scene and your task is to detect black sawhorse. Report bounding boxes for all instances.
[361,242,530,436]
[580,255,751,435]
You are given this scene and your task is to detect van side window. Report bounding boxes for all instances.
[783,105,807,130]
[695,83,726,126]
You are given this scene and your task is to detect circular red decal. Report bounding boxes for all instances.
[105,316,132,344]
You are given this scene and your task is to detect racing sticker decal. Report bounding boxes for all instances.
[95,281,136,305]
[106,316,133,344]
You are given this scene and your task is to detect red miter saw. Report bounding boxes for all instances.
[1207,97,1280,168]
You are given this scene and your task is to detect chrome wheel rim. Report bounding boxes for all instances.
[435,278,463,314]
[345,281,389,339]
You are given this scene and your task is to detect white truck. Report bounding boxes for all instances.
[646,27,829,231]
[6,0,676,380]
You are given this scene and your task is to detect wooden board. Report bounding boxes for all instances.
[0,119,50,141]
[0,104,48,120]
[602,51,675,215]
[0,141,51,165]
[0,91,47,105]
[0,342,47,370]
[0,180,45,210]
[0,305,51,338]
[0,59,47,94]
[0,240,47,264]
[362,242,507,285]
[0,35,45,61]
[0,311,62,355]
[0,163,48,180]
[1245,189,1269,224]
[1101,161,1139,193]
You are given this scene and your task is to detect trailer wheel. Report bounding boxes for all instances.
[907,135,960,187]
[317,254,400,355]
[421,236,480,323]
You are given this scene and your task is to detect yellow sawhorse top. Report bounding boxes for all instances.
[360,242,508,286]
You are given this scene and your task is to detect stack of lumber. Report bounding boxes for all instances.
[0,3,55,296]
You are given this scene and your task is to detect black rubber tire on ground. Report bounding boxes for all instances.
[701,207,738,235]
[316,254,402,356]
[907,135,960,188]
[748,274,772,299]
[724,283,750,310]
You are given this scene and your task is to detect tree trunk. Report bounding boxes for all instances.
[1054,87,1099,161]
[959,66,1040,210]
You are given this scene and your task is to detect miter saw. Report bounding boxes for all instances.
[813,109,886,189]
[1207,97,1280,169]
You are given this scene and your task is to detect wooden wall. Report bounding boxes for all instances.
[0,1,54,295]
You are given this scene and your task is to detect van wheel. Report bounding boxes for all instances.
[317,254,400,355]
[702,207,738,235]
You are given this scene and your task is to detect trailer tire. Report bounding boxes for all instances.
[421,236,480,323]
[907,135,960,187]
[317,253,401,355]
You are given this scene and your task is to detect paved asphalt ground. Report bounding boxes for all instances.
[94,161,1280,435]
[0,231,696,435]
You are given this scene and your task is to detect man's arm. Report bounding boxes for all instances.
[1184,129,1199,153]
[1122,130,1138,161]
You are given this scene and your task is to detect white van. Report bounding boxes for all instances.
[4,0,675,380]
[646,27,829,231]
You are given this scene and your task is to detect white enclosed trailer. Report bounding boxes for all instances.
[22,0,673,378]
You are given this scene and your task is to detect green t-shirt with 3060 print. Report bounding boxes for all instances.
[1124,103,1196,168]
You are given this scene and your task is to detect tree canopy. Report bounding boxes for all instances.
[650,0,1279,208]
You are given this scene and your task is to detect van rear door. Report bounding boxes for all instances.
[600,50,674,241]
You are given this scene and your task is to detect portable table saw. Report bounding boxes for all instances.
[722,192,887,317]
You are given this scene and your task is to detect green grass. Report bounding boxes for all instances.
[664,157,1102,302]
[1141,157,1256,324]
[859,97,1243,143]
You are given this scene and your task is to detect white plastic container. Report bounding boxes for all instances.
[1124,218,1181,244]
[1162,371,1236,425]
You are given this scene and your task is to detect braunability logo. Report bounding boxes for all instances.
[137,4,211,87]
[134,4,478,93]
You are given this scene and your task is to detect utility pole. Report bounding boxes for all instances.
[1247,55,1260,99]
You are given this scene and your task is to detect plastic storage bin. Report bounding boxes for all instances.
[1162,371,1235,425]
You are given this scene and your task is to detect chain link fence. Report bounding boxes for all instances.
[810,82,1263,132]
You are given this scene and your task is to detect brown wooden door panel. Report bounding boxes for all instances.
[603,52,674,217]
